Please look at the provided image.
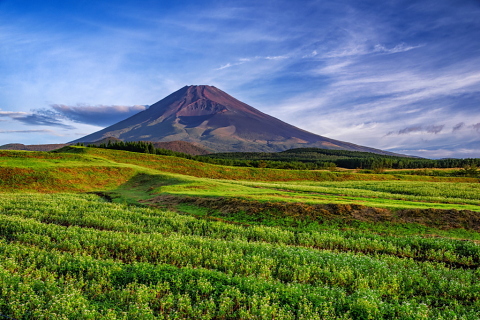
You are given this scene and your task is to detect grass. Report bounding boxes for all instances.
[2,146,480,211]
[1,193,480,319]
[0,166,137,193]
[1,147,480,319]
[142,177,480,212]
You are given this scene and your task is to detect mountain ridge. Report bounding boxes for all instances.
[72,85,405,156]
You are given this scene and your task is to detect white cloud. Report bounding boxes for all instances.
[215,54,291,71]
[216,63,239,70]
[373,43,423,54]
[265,55,289,60]
[314,60,353,75]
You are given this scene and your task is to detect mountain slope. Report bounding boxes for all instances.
[72,85,400,155]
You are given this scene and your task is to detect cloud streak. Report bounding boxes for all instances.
[471,123,480,132]
[386,124,445,136]
[452,122,465,132]
[0,103,147,129]
[0,129,62,135]
[373,43,423,54]
[216,55,290,70]
[50,104,147,126]
[0,110,74,129]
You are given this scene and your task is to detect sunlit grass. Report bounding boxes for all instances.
[2,147,479,211]
[156,178,480,211]
[1,148,480,318]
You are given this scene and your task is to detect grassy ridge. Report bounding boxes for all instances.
[79,147,480,183]
[1,147,479,210]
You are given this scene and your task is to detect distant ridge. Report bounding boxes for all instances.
[0,138,211,156]
[72,85,406,156]
[0,143,68,152]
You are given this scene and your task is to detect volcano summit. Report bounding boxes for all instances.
[73,85,395,154]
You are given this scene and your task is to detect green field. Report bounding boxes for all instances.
[1,147,479,319]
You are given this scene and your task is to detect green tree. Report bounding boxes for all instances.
[460,164,479,177]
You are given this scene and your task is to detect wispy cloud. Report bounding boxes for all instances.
[216,62,244,70]
[452,122,465,132]
[397,126,423,135]
[50,104,147,126]
[18,114,75,129]
[389,124,445,135]
[0,110,74,129]
[0,111,28,117]
[265,55,289,60]
[0,129,62,136]
[0,103,146,128]
[216,54,290,70]
[302,50,318,58]
[471,123,480,132]
[373,43,423,54]
[426,125,445,134]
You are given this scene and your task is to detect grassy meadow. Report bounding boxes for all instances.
[0,147,479,319]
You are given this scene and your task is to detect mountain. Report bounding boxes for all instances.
[72,85,401,155]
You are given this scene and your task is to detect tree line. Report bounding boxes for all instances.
[78,141,480,173]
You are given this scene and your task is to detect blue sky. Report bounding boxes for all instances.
[1,0,480,158]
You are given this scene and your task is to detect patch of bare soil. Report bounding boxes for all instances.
[141,195,480,232]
